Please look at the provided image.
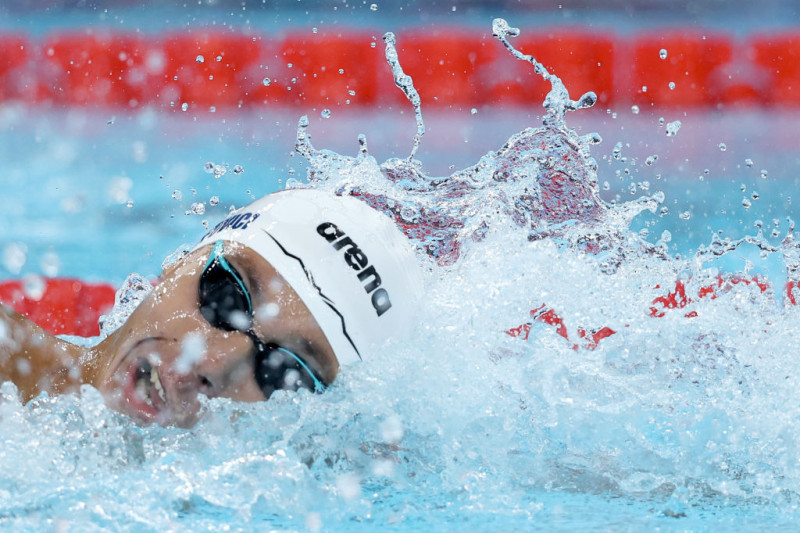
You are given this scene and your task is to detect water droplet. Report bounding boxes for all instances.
[666,120,682,137]
[126,200,134,208]
[740,183,746,192]
[631,105,640,114]
[213,165,226,179]
[470,108,478,115]
[742,198,752,209]
[752,191,760,200]
[668,81,676,90]
[232,164,244,174]
[348,89,356,96]
[602,181,610,191]
[195,55,204,64]
[209,196,219,206]
[760,169,768,179]
[181,102,188,111]
[338,68,344,74]
[172,189,182,201]
[204,162,215,173]
[745,158,754,167]
[40,252,60,278]
[321,109,331,119]
[188,202,206,215]
[658,117,665,127]
[718,142,727,152]
[215,55,222,62]
[312,27,318,34]
[370,3,378,10]
[612,141,623,160]
[659,48,668,60]
[645,154,659,166]
[2,243,27,275]
[262,77,271,86]
[642,85,648,93]
[679,211,692,220]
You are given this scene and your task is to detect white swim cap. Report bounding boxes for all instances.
[194,188,423,365]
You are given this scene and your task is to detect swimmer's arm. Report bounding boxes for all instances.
[0,304,84,401]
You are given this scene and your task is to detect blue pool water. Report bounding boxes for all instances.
[3,5,800,532]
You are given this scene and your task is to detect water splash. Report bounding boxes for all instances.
[293,21,666,270]
[491,18,598,127]
[383,32,425,160]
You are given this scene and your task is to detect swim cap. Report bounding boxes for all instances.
[194,188,423,365]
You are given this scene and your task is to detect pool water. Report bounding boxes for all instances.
[3,6,800,532]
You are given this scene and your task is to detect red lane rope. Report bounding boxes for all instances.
[1,29,798,110]
[0,279,115,337]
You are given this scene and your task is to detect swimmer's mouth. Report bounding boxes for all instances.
[126,359,168,418]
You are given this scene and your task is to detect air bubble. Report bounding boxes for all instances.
[745,158,754,167]
[262,78,271,86]
[370,3,378,10]
[679,211,691,220]
[232,165,244,174]
[195,55,204,63]
[718,143,727,152]
[659,48,668,60]
[668,81,676,90]
[631,105,639,114]
[204,162,215,173]
[213,165,226,179]
[760,169,768,179]
[645,155,658,166]
[209,196,219,206]
[321,109,332,118]
[742,198,752,209]
[172,190,182,201]
[181,103,188,111]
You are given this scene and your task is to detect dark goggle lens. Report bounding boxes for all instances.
[198,259,252,331]
[199,242,326,398]
[253,342,321,398]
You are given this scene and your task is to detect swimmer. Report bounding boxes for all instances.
[0,189,423,427]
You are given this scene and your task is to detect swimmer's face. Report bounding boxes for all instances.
[94,242,339,427]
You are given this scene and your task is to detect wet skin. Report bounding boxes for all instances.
[0,242,339,427]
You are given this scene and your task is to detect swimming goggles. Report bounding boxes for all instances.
[198,240,326,396]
